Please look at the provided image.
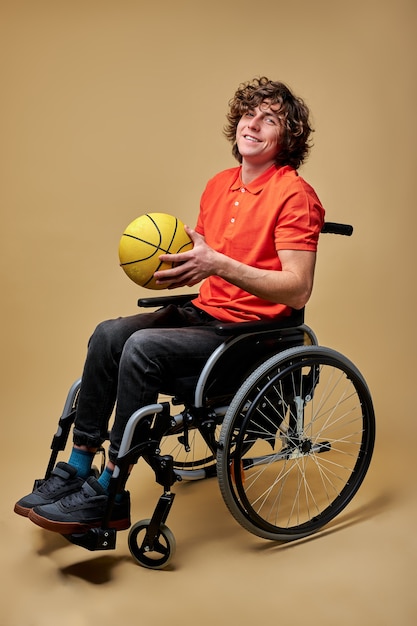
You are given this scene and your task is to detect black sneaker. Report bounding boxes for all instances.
[28,476,131,534]
[14,462,84,518]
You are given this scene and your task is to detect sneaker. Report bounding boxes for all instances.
[28,476,131,534]
[14,462,84,518]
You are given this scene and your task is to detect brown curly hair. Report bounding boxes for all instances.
[224,77,313,170]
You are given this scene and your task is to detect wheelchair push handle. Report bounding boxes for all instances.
[321,222,353,236]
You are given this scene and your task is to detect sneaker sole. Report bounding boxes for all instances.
[28,508,131,534]
[14,503,31,518]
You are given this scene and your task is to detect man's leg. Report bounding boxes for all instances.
[73,304,200,450]
[27,324,224,533]
[14,304,213,517]
[108,325,225,461]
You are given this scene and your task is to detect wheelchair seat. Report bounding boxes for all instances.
[161,307,310,407]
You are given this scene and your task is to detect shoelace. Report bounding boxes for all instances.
[59,485,105,510]
[37,475,67,496]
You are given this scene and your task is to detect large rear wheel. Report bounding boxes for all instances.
[217,346,375,540]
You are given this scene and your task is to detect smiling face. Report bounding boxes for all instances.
[236,100,283,171]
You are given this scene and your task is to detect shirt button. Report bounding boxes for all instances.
[231,218,235,223]
[234,201,239,206]
[240,188,246,193]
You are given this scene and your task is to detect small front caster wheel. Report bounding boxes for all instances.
[128,519,176,569]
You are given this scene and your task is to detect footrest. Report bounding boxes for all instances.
[64,527,117,551]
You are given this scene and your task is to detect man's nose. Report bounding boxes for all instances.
[248,113,261,129]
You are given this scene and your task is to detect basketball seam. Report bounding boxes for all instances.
[141,214,179,287]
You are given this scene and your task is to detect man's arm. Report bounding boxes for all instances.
[155,227,316,310]
[213,248,316,310]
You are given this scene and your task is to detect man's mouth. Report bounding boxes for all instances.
[243,135,261,143]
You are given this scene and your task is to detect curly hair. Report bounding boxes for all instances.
[224,77,313,170]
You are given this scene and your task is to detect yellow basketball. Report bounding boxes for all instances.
[118,213,193,290]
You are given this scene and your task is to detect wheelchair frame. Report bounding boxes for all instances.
[34,222,375,569]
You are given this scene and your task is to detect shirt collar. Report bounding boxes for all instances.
[230,164,291,194]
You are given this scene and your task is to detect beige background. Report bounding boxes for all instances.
[1,0,416,624]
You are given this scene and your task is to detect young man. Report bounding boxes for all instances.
[14,77,325,533]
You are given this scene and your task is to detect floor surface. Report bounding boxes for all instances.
[2,431,416,626]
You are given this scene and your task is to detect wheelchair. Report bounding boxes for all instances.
[34,222,375,569]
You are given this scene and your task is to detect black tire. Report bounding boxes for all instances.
[128,519,176,569]
[217,345,375,541]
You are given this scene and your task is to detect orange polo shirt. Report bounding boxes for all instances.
[192,164,325,322]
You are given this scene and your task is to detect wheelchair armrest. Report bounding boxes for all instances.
[138,294,304,335]
[214,308,305,336]
[138,293,199,308]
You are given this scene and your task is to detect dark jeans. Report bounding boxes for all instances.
[72,303,224,462]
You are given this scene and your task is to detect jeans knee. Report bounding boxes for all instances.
[91,318,117,342]
[120,330,162,372]
[121,331,145,362]
[88,318,125,356]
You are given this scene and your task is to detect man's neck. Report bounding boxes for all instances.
[240,160,275,185]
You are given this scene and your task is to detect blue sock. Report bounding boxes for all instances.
[97,466,125,501]
[97,466,113,493]
[68,448,95,479]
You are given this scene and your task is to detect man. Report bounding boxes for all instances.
[14,77,325,533]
